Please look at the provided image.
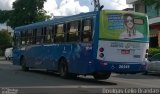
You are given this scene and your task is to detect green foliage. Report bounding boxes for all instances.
[0,10,12,23]
[140,0,160,9]
[0,0,51,28]
[0,29,12,56]
[149,47,160,56]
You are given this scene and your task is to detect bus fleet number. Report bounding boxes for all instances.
[119,65,130,69]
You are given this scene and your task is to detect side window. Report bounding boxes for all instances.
[44,26,52,43]
[32,29,37,44]
[25,30,28,45]
[67,21,80,42]
[43,27,47,43]
[21,31,26,45]
[82,18,93,42]
[51,25,55,43]
[36,28,43,44]
[27,30,33,45]
[55,24,65,43]
[26,30,29,45]
[17,36,21,47]
[14,32,21,47]
[13,33,17,47]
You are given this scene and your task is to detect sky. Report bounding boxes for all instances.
[0,0,131,30]
[0,0,130,16]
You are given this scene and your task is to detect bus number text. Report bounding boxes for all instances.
[119,65,130,69]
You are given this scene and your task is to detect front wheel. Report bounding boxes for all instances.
[143,71,148,75]
[5,57,8,60]
[21,57,29,71]
[93,72,111,80]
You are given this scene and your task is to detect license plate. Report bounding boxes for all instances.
[121,50,130,54]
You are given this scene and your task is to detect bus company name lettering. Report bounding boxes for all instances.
[110,42,140,49]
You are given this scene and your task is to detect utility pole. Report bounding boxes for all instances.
[93,0,103,11]
[94,0,100,11]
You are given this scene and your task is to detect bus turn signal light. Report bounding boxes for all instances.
[99,53,104,58]
[146,49,149,53]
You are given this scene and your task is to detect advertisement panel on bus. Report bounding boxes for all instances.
[97,10,149,63]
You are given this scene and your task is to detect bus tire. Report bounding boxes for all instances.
[143,71,148,75]
[21,57,29,71]
[69,74,77,79]
[59,59,69,78]
[93,72,111,80]
[5,57,7,60]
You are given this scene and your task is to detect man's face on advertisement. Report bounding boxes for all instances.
[126,16,134,29]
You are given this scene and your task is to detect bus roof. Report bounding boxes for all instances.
[14,10,147,32]
[15,11,98,32]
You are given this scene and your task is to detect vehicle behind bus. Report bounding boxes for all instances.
[5,47,13,60]
[12,10,149,80]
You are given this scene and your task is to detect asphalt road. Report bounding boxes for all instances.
[0,57,160,94]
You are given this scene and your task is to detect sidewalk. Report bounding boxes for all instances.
[0,57,12,64]
[0,57,5,61]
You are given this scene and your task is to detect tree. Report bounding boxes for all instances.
[0,10,12,23]
[140,0,160,9]
[0,29,12,56]
[7,0,50,28]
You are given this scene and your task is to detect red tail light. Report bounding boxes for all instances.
[99,47,104,52]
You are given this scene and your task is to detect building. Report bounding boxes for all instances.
[123,8,134,11]
[126,0,160,47]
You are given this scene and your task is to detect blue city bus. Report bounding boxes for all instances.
[12,10,149,79]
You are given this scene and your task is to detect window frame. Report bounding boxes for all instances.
[66,20,81,43]
[55,24,66,43]
[81,17,93,43]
